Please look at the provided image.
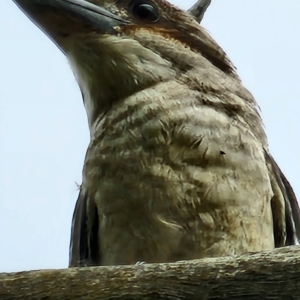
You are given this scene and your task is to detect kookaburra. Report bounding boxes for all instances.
[12,0,300,267]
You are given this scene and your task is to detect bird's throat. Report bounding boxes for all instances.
[66,34,176,130]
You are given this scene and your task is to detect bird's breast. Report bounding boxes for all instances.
[82,80,275,265]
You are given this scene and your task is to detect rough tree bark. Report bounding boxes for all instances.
[1,246,300,300]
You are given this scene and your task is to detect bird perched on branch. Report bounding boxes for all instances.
[12,0,300,267]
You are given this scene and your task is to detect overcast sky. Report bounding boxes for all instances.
[1,0,299,272]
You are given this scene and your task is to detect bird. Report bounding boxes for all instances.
[12,0,300,268]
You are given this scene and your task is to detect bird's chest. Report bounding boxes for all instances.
[81,94,274,264]
[83,115,189,264]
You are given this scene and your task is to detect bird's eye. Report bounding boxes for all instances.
[131,2,159,23]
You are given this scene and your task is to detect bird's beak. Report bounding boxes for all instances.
[12,0,128,51]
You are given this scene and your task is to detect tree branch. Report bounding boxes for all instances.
[187,0,212,23]
[1,246,300,299]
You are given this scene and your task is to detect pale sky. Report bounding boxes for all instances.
[0,0,299,272]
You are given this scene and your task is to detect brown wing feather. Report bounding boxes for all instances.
[265,150,300,246]
[280,170,300,242]
[69,188,100,267]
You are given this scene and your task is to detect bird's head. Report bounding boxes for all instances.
[13,0,236,128]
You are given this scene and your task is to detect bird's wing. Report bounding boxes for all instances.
[265,150,300,246]
[69,188,100,267]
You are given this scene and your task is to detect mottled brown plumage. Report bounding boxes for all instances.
[12,0,300,267]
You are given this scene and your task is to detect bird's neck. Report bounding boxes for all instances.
[66,35,177,132]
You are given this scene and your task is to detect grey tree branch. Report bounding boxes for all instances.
[1,246,300,299]
[187,0,212,23]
